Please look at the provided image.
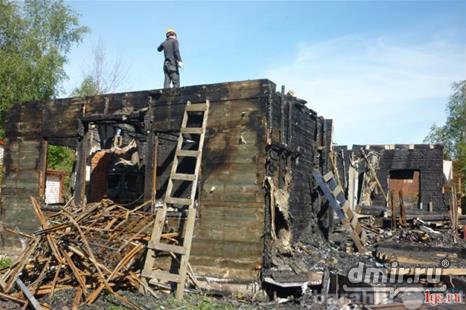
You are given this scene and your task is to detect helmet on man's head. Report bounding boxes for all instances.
[166,28,176,37]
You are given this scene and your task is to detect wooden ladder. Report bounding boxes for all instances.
[141,100,210,299]
[312,169,367,253]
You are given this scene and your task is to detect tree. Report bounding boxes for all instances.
[0,0,88,136]
[71,39,128,97]
[70,75,99,97]
[424,80,466,183]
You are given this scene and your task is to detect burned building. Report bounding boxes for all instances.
[333,144,446,212]
[0,79,333,288]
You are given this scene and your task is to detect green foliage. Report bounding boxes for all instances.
[0,0,88,137]
[425,80,466,183]
[47,145,75,197]
[0,257,12,269]
[47,145,75,173]
[71,75,99,97]
[425,81,466,159]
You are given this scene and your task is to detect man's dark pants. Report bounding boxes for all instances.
[163,62,180,88]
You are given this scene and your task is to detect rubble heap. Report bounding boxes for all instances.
[0,197,158,309]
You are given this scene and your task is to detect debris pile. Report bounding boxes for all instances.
[0,197,157,309]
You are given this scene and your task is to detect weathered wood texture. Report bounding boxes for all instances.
[332,145,351,192]
[151,80,270,280]
[262,91,332,270]
[352,144,446,211]
[1,139,41,238]
[1,79,331,282]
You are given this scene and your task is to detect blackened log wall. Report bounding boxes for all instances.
[332,145,351,192]
[267,92,332,244]
[1,79,332,282]
[150,80,271,279]
[353,144,446,211]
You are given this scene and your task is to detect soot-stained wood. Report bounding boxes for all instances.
[1,79,332,282]
[352,144,446,211]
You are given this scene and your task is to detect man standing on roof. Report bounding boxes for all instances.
[158,28,183,88]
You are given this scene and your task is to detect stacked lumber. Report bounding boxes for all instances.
[0,197,157,309]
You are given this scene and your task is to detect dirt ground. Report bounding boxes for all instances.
[0,288,311,310]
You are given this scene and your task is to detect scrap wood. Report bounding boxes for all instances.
[360,148,387,203]
[118,220,154,252]
[72,287,82,310]
[32,198,64,265]
[16,278,41,310]
[0,197,154,309]
[49,263,62,297]
[0,291,27,305]
[4,237,40,292]
[4,227,33,239]
[129,271,159,299]
[167,251,200,289]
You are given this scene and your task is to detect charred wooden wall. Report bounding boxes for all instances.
[352,144,446,211]
[263,90,332,266]
[1,79,332,282]
[332,145,351,192]
[149,80,271,280]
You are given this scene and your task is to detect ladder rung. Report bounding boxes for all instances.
[166,197,192,205]
[148,241,186,255]
[141,270,181,283]
[176,150,199,157]
[172,173,196,181]
[332,185,343,197]
[323,172,334,182]
[186,103,208,112]
[181,127,203,134]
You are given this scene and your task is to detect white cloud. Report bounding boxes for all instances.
[265,34,466,145]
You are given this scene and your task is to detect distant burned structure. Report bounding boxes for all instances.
[333,144,446,212]
[0,79,333,286]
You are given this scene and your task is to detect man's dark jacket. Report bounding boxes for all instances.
[157,38,182,71]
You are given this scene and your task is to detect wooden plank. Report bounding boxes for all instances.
[181,127,203,134]
[72,287,83,310]
[176,208,196,299]
[345,208,354,221]
[144,133,158,204]
[313,169,367,253]
[148,241,186,255]
[140,208,166,293]
[323,171,334,182]
[332,185,343,197]
[74,123,89,207]
[15,278,41,310]
[38,139,48,200]
[172,173,196,181]
[176,150,199,157]
[141,270,181,283]
[191,237,263,260]
[165,197,192,205]
[186,103,208,112]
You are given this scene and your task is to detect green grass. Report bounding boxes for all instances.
[0,257,12,269]
[108,306,128,310]
[163,295,238,310]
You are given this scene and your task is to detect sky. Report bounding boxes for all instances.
[62,0,466,146]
